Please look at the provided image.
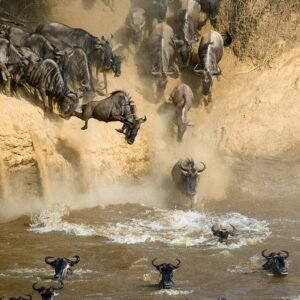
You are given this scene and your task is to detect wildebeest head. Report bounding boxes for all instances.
[152,258,181,289]
[193,67,213,96]
[179,159,206,197]
[32,281,63,300]
[112,54,122,77]
[152,0,168,23]
[45,256,80,280]
[60,91,79,118]
[119,116,147,145]
[127,8,146,45]
[8,296,32,300]
[211,224,237,243]
[262,250,289,276]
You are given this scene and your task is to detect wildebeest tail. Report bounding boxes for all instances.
[223,31,232,47]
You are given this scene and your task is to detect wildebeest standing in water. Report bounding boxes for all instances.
[24,58,79,117]
[193,30,232,105]
[72,90,147,145]
[168,83,194,142]
[172,158,206,209]
[150,21,177,98]
[125,8,146,46]
[152,258,181,289]
[261,250,289,276]
[32,281,64,300]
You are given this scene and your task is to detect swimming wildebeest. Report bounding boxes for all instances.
[168,83,194,142]
[8,296,32,300]
[152,258,181,289]
[172,158,206,208]
[72,90,147,144]
[193,30,232,104]
[45,256,80,280]
[150,22,177,96]
[0,38,27,95]
[211,224,237,243]
[24,58,79,117]
[261,250,289,276]
[32,281,63,300]
[126,8,146,45]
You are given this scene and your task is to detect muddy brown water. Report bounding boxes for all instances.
[1,195,300,300]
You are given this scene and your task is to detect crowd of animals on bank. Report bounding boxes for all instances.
[0,0,292,298]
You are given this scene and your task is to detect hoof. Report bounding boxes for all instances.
[81,126,87,130]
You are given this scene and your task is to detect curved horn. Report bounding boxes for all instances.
[211,224,219,234]
[193,64,204,74]
[54,280,64,291]
[32,282,42,292]
[45,256,56,265]
[151,70,162,76]
[141,116,147,123]
[172,258,181,269]
[261,249,271,258]
[152,258,160,268]
[280,250,289,259]
[197,161,206,173]
[179,160,189,172]
[229,224,237,236]
[66,255,80,266]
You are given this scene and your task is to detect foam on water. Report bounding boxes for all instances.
[154,289,193,296]
[29,206,271,249]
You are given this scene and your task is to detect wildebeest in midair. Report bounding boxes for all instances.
[168,83,194,142]
[150,21,177,97]
[24,58,79,117]
[72,90,147,145]
[261,249,289,276]
[211,224,237,243]
[152,258,181,289]
[172,158,206,208]
[44,256,80,280]
[32,281,64,300]
[193,30,232,104]
[126,8,146,46]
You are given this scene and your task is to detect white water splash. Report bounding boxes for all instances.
[28,206,271,249]
[154,289,193,296]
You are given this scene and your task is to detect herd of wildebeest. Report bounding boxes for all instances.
[0,0,291,299]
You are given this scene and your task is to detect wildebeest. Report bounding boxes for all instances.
[72,90,147,145]
[168,83,194,142]
[261,250,289,276]
[193,30,232,104]
[126,8,146,45]
[24,58,79,117]
[0,38,27,95]
[152,0,168,23]
[8,296,32,300]
[199,0,220,24]
[180,0,202,28]
[45,256,80,280]
[211,224,237,243]
[57,47,94,95]
[171,158,206,208]
[150,22,177,95]
[152,258,181,289]
[32,281,63,300]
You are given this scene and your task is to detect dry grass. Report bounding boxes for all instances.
[218,0,300,68]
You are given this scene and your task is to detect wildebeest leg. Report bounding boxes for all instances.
[39,88,50,116]
[72,104,95,130]
[0,62,12,96]
[103,71,108,94]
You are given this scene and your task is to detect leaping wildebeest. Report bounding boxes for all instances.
[32,281,64,300]
[193,30,232,104]
[211,224,237,243]
[261,250,289,276]
[150,22,177,96]
[168,83,194,142]
[45,256,80,280]
[171,158,206,208]
[72,90,147,145]
[152,258,181,289]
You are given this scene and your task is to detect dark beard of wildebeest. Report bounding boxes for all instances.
[168,83,194,142]
[193,30,232,104]
[261,250,289,276]
[32,281,64,300]
[171,158,206,208]
[125,8,146,46]
[152,258,181,289]
[150,22,177,97]
[7,296,32,300]
[0,37,28,96]
[45,256,80,280]
[36,22,122,91]
[71,90,147,145]
[211,224,237,243]
[24,58,79,117]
